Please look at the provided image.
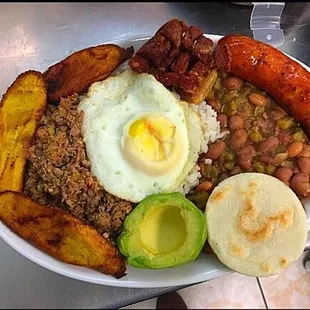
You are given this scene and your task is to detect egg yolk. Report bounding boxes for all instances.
[128,117,175,161]
[122,115,184,176]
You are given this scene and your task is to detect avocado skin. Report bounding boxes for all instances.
[117,192,207,269]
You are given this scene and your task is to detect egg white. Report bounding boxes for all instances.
[78,69,202,203]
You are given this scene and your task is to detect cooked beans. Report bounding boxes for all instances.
[206,139,226,160]
[298,144,310,158]
[260,155,273,164]
[228,115,244,131]
[230,166,242,176]
[199,72,310,201]
[274,167,293,185]
[195,181,213,192]
[248,92,270,106]
[270,110,286,121]
[224,77,243,90]
[290,173,310,197]
[288,142,303,158]
[237,145,256,170]
[296,157,310,175]
[243,120,251,130]
[258,136,280,154]
[217,114,227,128]
[207,99,221,112]
[229,129,248,149]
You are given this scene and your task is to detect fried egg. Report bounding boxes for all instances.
[78,69,202,202]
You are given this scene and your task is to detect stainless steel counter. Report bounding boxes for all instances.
[0,2,310,309]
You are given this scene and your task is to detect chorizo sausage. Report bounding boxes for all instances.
[214,35,310,137]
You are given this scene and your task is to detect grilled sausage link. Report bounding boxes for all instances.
[214,35,310,137]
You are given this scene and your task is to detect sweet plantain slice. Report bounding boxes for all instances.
[0,191,127,278]
[43,44,134,103]
[0,71,47,192]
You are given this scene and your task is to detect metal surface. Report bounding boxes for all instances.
[0,2,310,309]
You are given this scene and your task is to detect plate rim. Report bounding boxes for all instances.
[0,33,309,288]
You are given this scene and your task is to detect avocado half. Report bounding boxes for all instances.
[118,192,208,269]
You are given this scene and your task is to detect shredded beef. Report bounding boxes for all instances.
[24,94,133,241]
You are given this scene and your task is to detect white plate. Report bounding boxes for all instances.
[0,34,309,288]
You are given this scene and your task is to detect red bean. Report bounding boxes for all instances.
[288,142,303,158]
[224,77,243,90]
[195,181,213,192]
[260,155,273,164]
[290,173,310,197]
[274,167,294,185]
[206,139,226,160]
[229,115,244,131]
[258,136,280,154]
[243,120,252,130]
[229,129,248,149]
[248,92,271,107]
[296,157,310,175]
[207,99,221,112]
[270,110,286,121]
[237,145,256,170]
[298,144,310,158]
[217,114,227,128]
[230,166,242,176]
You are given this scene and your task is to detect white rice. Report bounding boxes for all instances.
[191,100,228,154]
[204,158,212,165]
[177,100,228,195]
[176,164,201,195]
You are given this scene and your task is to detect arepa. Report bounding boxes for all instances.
[206,173,307,277]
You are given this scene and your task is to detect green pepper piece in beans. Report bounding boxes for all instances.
[265,164,276,175]
[222,91,237,104]
[292,130,307,143]
[250,130,264,143]
[283,161,294,169]
[224,161,235,170]
[223,100,238,116]
[277,116,295,130]
[238,100,251,113]
[234,97,248,106]
[239,84,253,96]
[254,106,265,115]
[203,164,212,177]
[253,161,265,173]
[275,144,287,154]
[223,151,235,161]
[210,166,219,179]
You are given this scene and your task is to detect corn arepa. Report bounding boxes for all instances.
[206,173,307,277]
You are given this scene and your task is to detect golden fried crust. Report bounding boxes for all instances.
[0,191,127,278]
[43,44,134,103]
[0,70,47,192]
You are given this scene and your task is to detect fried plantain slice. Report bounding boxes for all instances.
[0,191,127,278]
[43,44,134,103]
[0,71,47,192]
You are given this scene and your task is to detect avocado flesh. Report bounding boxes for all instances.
[118,192,207,269]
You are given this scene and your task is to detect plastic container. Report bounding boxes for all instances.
[250,2,285,47]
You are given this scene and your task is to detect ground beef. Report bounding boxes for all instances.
[24,94,133,241]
